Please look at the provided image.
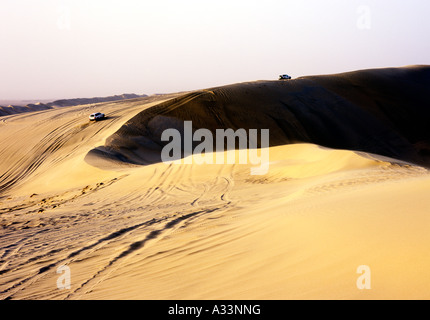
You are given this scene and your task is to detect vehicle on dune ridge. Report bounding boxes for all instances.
[89,112,105,121]
[279,74,292,80]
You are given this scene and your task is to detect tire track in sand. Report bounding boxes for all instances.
[65,206,225,300]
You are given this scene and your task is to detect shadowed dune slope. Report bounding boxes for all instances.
[87,65,430,168]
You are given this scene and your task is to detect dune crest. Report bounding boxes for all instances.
[88,65,430,169]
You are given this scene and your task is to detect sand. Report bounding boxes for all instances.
[1,66,430,300]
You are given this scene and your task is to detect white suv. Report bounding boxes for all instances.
[89,112,105,121]
[279,74,292,80]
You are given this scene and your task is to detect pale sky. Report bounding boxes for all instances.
[1,0,429,100]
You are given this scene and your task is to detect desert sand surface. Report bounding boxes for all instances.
[1,66,430,300]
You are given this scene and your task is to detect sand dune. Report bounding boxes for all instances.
[0,103,53,117]
[1,66,430,300]
[92,65,430,168]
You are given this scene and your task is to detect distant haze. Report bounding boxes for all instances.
[1,0,429,100]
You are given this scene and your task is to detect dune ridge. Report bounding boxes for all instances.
[89,65,430,169]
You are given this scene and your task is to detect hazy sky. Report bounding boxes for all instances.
[1,0,429,100]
